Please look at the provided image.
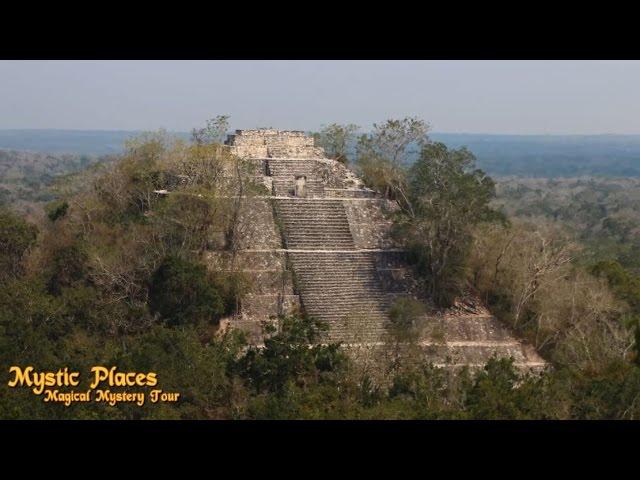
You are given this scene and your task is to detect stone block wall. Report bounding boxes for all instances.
[343,199,400,249]
[233,198,283,250]
[241,293,300,317]
[226,129,325,159]
[206,249,301,337]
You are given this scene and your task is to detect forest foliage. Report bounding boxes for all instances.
[2,119,640,419]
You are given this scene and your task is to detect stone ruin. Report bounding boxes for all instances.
[207,129,545,371]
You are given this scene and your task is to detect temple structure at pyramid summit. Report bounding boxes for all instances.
[206,129,545,370]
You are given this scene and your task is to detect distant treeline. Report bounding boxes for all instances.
[3,130,640,177]
[0,129,171,155]
[0,149,116,208]
[431,134,640,177]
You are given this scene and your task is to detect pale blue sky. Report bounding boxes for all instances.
[1,60,639,134]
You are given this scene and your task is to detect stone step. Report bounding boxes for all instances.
[286,237,355,242]
[294,266,381,271]
[305,309,389,316]
[295,266,381,271]
[277,211,346,217]
[285,239,355,244]
[272,180,325,186]
[275,199,346,205]
[282,223,351,227]
[285,232,355,236]
[280,221,351,227]
[273,193,407,342]
[284,236,354,241]
[287,245,355,250]
[284,233,355,238]
[271,177,323,183]
[295,264,380,269]
[309,309,388,315]
[276,205,346,210]
[274,198,355,250]
[291,257,379,262]
[295,270,381,276]
[303,302,390,307]
[286,250,392,337]
[285,239,356,244]
[279,216,349,220]
[297,288,390,295]
[279,212,349,217]
[298,290,389,297]
[286,243,355,247]
[273,182,325,189]
[283,234,354,240]
[301,272,384,278]
[302,299,391,306]
[302,297,390,302]
[304,304,390,310]
[297,280,386,285]
[297,271,380,276]
[299,282,386,286]
[283,227,353,232]
[294,266,382,273]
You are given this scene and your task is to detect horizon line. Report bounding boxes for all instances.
[1,128,640,137]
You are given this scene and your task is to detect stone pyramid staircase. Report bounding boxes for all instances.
[289,251,394,343]
[267,159,325,197]
[274,198,355,250]
[224,129,547,371]
[274,194,393,342]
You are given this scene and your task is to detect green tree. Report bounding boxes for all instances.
[590,259,640,364]
[356,117,429,206]
[191,115,230,145]
[388,363,467,419]
[45,200,69,222]
[114,325,246,419]
[316,123,359,164]
[0,208,37,282]
[152,191,218,254]
[397,142,504,306]
[590,260,640,312]
[47,243,88,296]
[234,315,348,395]
[568,360,640,419]
[149,255,225,327]
[465,357,554,419]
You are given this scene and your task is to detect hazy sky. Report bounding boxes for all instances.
[1,60,639,134]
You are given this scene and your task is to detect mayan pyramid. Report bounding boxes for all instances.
[206,129,545,370]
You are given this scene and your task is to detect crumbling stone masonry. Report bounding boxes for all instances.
[212,129,545,370]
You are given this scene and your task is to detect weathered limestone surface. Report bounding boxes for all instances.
[232,198,282,250]
[206,249,301,343]
[343,199,400,249]
[226,129,324,159]
[218,129,545,370]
